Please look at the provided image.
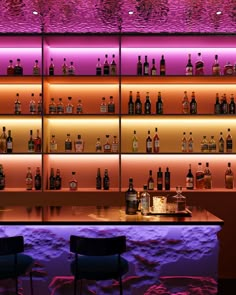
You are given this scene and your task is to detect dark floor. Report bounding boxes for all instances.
[218,279,236,295]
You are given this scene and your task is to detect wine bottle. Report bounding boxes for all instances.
[6,130,13,153]
[186,164,194,190]
[204,162,212,189]
[156,92,163,114]
[160,55,166,76]
[132,130,138,153]
[128,91,134,115]
[0,164,5,190]
[225,162,234,189]
[103,54,110,75]
[103,168,110,190]
[143,55,149,76]
[214,93,221,114]
[96,58,102,76]
[151,58,157,76]
[26,167,33,190]
[147,170,154,190]
[146,130,152,153]
[144,92,151,114]
[157,167,163,190]
[125,178,138,215]
[226,128,233,153]
[96,168,102,190]
[186,54,193,75]
[135,91,142,114]
[153,127,160,153]
[34,167,42,190]
[137,56,142,76]
[55,168,62,190]
[49,168,55,190]
[164,167,170,190]
[49,58,54,75]
[190,91,197,114]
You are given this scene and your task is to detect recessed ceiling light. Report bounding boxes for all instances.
[128,11,134,15]
[33,11,38,15]
[216,11,222,15]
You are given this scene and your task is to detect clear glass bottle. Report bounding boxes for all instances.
[188,131,194,153]
[209,135,216,153]
[225,162,234,189]
[132,130,138,152]
[111,135,119,153]
[26,167,33,190]
[201,135,209,153]
[29,93,36,114]
[7,59,14,75]
[0,126,7,153]
[50,134,57,152]
[65,133,72,152]
[69,172,78,191]
[141,185,150,215]
[103,168,110,190]
[95,137,102,152]
[100,97,107,113]
[103,135,111,153]
[147,170,154,190]
[28,130,34,152]
[76,99,83,114]
[146,130,152,153]
[110,54,117,75]
[204,162,212,189]
[212,54,221,76]
[65,97,74,114]
[195,52,204,75]
[196,162,205,189]
[173,186,186,212]
[14,93,21,115]
[125,178,138,215]
[49,97,57,114]
[33,59,40,75]
[108,96,115,113]
[144,91,151,114]
[62,58,68,75]
[182,91,189,114]
[68,61,75,75]
[57,98,64,114]
[74,134,84,152]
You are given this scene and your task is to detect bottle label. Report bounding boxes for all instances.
[154,139,160,148]
[111,143,118,153]
[30,104,36,113]
[100,105,107,113]
[7,142,13,149]
[69,180,77,190]
[65,142,72,151]
[15,103,21,114]
[148,182,154,190]
[226,140,233,152]
[186,66,193,75]
[55,178,61,190]
[186,177,194,189]
[26,177,33,189]
[96,144,102,152]
[204,175,212,189]
[135,103,142,114]
[104,144,111,152]
[108,104,115,113]
[50,143,57,152]
[75,141,83,152]
[182,142,187,152]
[188,142,193,152]
[225,175,234,189]
[195,61,204,75]
[66,106,73,113]
[147,141,152,149]
[28,141,34,152]
[132,141,138,151]
[0,176,5,189]
[57,105,64,113]
[49,105,56,113]
[126,192,137,201]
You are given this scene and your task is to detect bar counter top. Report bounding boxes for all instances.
[0,205,224,225]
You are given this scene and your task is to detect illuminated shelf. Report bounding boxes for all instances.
[121,114,236,118]
[45,76,119,84]
[44,188,119,193]
[0,76,41,84]
[44,114,119,117]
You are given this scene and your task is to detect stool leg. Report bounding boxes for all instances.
[30,272,34,295]
[119,276,123,295]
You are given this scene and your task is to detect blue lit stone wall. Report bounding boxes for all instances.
[0,225,220,295]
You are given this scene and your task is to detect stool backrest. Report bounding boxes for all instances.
[70,235,126,256]
[0,236,24,256]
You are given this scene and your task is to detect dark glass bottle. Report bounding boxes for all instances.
[144,92,151,114]
[214,93,221,114]
[185,54,193,75]
[229,94,236,114]
[160,55,166,76]
[156,92,163,114]
[143,55,149,76]
[96,58,102,76]
[6,130,13,153]
[55,168,62,190]
[135,91,142,114]
[103,54,110,75]
[125,178,138,215]
[157,167,163,190]
[34,129,41,153]
[14,58,23,75]
[226,128,233,153]
[110,54,117,75]
[147,170,154,190]
[7,60,14,75]
[151,58,157,76]
[34,167,42,190]
[146,130,152,153]
[49,168,55,190]
[96,168,102,190]
[0,164,5,190]
[164,167,170,190]
[108,96,115,113]
[137,56,142,76]
[128,91,134,114]
[103,168,110,190]
[221,94,228,114]
[190,91,197,114]
[49,58,54,75]
[186,164,194,190]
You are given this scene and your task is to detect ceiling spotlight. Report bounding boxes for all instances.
[33,11,39,15]
[216,11,222,15]
[128,11,134,15]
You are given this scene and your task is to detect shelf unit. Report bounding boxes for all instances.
[0,33,236,206]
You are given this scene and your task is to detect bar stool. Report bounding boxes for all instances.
[0,235,34,295]
[70,235,129,295]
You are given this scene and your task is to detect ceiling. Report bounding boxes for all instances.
[0,0,235,33]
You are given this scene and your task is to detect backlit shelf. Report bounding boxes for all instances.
[44,188,119,192]
[45,75,119,84]
[0,76,41,84]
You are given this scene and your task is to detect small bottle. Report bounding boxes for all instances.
[141,185,150,215]
[49,58,54,75]
[204,162,212,189]
[7,60,14,75]
[69,172,78,191]
[0,164,5,190]
[95,137,102,152]
[65,97,74,114]
[156,92,163,114]
[157,167,163,190]
[0,126,7,153]
[137,56,142,76]
[144,92,151,114]
[151,58,157,76]
[34,167,41,190]
[196,162,205,189]
[229,94,236,114]
[135,92,142,115]
[132,130,138,152]
[65,134,72,152]
[37,93,42,114]
[218,132,225,153]
[209,135,216,153]
[103,54,110,75]
[49,168,55,190]
[182,132,187,153]
[55,168,62,190]
[146,130,152,153]
[160,55,166,76]
[125,178,138,215]
[26,167,33,190]
[212,54,221,76]
[14,93,21,115]
[225,162,234,189]
[195,52,204,75]
[50,135,57,152]
[108,96,115,113]
[111,135,119,153]
[76,99,83,114]
[173,186,186,213]
[62,58,68,75]
[96,168,102,190]
[214,93,221,114]
[29,93,36,114]
[147,170,154,190]
[164,167,171,190]
[186,164,194,190]
[226,128,233,153]
[224,61,234,76]
[100,97,107,113]
[6,130,13,153]
[190,91,197,114]
[49,98,57,114]
[68,61,75,75]
[188,132,194,153]
[14,58,23,75]
[28,130,34,152]
[128,91,134,115]
[153,127,160,153]
[110,54,117,75]
[186,54,193,75]
[143,55,149,76]
[33,59,40,75]
[74,134,84,152]
[103,135,111,153]
[96,58,102,76]
[57,98,64,114]
[34,129,41,153]
[103,168,110,190]
[182,91,189,114]
[201,136,209,153]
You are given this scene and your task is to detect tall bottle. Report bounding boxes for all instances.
[49,58,54,75]
[182,91,189,114]
[50,134,57,152]
[186,164,194,190]
[14,58,23,75]
[125,178,138,215]
[144,92,151,114]
[151,58,157,76]
[55,168,62,190]
[62,58,68,75]
[135,91,142,114]
[69,172,78,191]
[103,135,111,153]
[103,54,110,75]
[34,167,41,190]
[49,168,55,190]
[110,54,117,75]
[6,130,13,153]
[156,92,163,114]
[212,54,221,76]
[195,52,204,75]
[226,128,233,153]
[196,162,204,189]
[108,96,115,113]
[143,55,149,76]
[28,130,34,152]
[74,135,84,152]
[147,170,154,190]
[221,94,228,114]
[26,167,33,190]
[33,59,40,75]
[65,133,72,152]
[214,93,221,114]
[229,94,236,114]
[128,91,134,115]
[132,130,138,152]
[146,130,152,153]
[164,167,171,190]
[225,162,234,189]
[218,132,224,153]
[185,54,193,75]
[190,91,197,114]
[96,58,102,76]
[96,168,102,190]
[204,162,212,189]
[137,56,142,76]
[111,135,119,153]
[103,168,110,190]
[14,93,21,115]
[153,127,160,153]
[157,167,163,190]
[34,129,41,153]
[29,93,36,114]
[188,132,194,153]
[160,55,166,76]
[0,164,5,190]
[141,185,150,215]
[0,126,7,153]
[181,132,187,153]
[7,60,14,75]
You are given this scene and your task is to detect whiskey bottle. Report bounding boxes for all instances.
[125,178,138,215]
[221,94,228,114]
[209,135,216,153]
[186,54,193,75]
[110,54,117,75]
[229,94,236,114]
[135,91,142,114]
[225,162,234,189]
[108,96,115,113]
[132,130,138,152]
[14,58,23,75]
[100,97,107,113]
[195,52,204,75]
[96,168,102,190]
[140,185,150,215]
[182,91,189,114]
[151,58,157,76]
[214,93,221,114]
[6,130,13,153]
[182,132,187,153]
[153,127,160,153]
[186,164,194,190]
[157,167,163,190]
[146,130,152,153]
[111,135,119,153]
[0,164,5,190]
[147,170,154,190]
[68,61,75,75]
[137,56,142,76]
[34,167,41,190]
[65,133,72,152]
[224,61,233,76]
[26,167,33,190]
[76,99,83,114]
[103,135,111,153]
[144,92,151,114]
[7,60,14,75]
[74,135,84,152]
[37,93,42,114]
[62,58,68,75]
[28,130,34,152]
[49,58,54,75]
[55,168,62,190]
[212,54,221,76]
[103,54,110,75]
[49,168,55,190]
[50,135,57,152]
[0,126,7,153]
[143,55,149,76]
[190,91,197,114]
[201,136,209,153]
[96,58,102,76]
[33,59,40,75]
[160,55,166,76]
[164,167,171,190]
[188,132,194,153]
[57,98,64,114]
[29,93,36,114]
[226,128,233,153]
[95,137,102,152]
[218,132,225,153]
[204,162,212,189]
[196,162,204,189]
[156,92,163,114]
[128,91,134,115]
[103,168,110,190]
[34,129,41,153]
[65,97,74,114]
[49,98,57,114]
[14,93,21,115]
[69,172,78,191]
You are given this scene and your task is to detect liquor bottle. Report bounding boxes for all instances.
[185,54,193,75]
[76,99,83,114]
[128,91,134,115]
[34,129,41,153]
[151,58,157,76]
[212,54,221,76]
[74,134,84,152]
[65,97,74,114]
[103,168,110,190]
[157,167,163,190]
[196,162,204,189]
[164,167,170,190]
[26,167,33,190]
[37,93,42,114]
[153,127,160,153]
[209,135,216,153]
[221,94,228,114]
[218,132,224,153]
[29,93,36,114]
[111,135,119,153]
[226,128,233,153]
[156,92,163,114]
[49,98,57,114]
[33,59,40,75]
[214,93,221,114]
[132,130,138,152]
[110,54,117,75]
[0,164,5,190]
[103,54,110,75]
[95,137,102,152]
[195,52,204,75]
[135,91,142,114]
[7,60,14,75]
[204,162,212,189]
[225,162,234,189]
[160,55,166,76]
[201,135,209,153]
[182,91,189,114]
[103,135,111,153]
[100,97,107,113]
[186,164,194,190]
[125,178,138,215]
[14,58,23,75]
[68,61,75,75]
[224,61,233,75]
[96,58,102,76]
[108,96,115,113]
[0,126,7,153]
[14,93,21,115]
[140,185,150,215]
[57,97,64,114]
[144,92,151,114]
[28,130,34,152]
[34,167,41,190]
[143,55,149,76]
[181,132,187,153]
[190,91,197,114]
[147,170,154,190]
[188,132,194,153]
[62,58,68,75]
[146,130,152,153]
[229,94,236,114]
[49,58,54,75]
[49,168,55,190]
[55,168,62,190]
[6,130,13,153]
[137,56,142,76]
[50,134,57,152]
[96,168,102,190]
[69,172,78,191]
[65,133,72,152]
